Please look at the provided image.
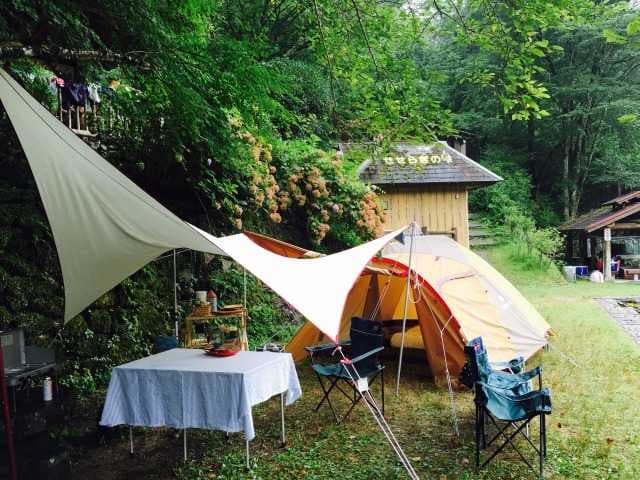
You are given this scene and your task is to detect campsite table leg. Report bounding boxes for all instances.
[245,439,250,469]
[129,426,133,455]
[280,391,286,447]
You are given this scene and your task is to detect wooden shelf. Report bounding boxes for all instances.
[184,307,248,350]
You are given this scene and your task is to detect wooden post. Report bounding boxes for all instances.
[604,228,612,281]
[0,338,18,480]
[57,87,62,121]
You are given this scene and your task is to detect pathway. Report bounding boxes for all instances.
[594,297,640,345]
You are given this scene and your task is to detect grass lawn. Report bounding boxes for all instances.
[79,246,640,479]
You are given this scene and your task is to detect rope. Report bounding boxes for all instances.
[369,277,392,320]
[152,248,190,263]
[334,346,420,479]
[396,222,417,395]
[546,342,579,368]
[409,280,422,304]
[415,281,460,437]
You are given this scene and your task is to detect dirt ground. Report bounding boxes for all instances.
[66,395,240,480]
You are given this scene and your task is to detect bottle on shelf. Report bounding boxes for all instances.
[207,290,218,312]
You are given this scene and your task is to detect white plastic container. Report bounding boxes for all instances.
[562,266,576,282]
[43,376,53,402]
[590,270,604,283]
[195,290,207,304]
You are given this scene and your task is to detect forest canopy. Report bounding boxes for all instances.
[2,0,639,228]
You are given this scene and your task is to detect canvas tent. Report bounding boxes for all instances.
[286,235,551,382]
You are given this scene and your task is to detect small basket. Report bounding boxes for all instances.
[192,303,212,317]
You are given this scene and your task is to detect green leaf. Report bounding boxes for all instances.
[627,16,640,36]
[617,114,638,125]
[602,29,627,45]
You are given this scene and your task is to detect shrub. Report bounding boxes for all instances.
[499,205,564,270]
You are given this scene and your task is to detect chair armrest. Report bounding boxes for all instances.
[517,365,542,382]
[346,346,384,365]
[490,356,525,374]
[304,339,350,354]
[478,382,551,403]
[486,366,542,394]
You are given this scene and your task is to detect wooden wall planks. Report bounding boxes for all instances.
[381,185,470,247]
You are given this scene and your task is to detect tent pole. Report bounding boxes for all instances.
[243,267,247,311]
[183,428,187,462]
[0,339,18,480]
[395,221,416,396]
[173,249,179,340]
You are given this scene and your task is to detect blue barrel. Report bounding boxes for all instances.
[575,266,589,276]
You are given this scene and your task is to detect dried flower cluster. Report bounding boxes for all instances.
[357,191,385,237]
[228,112,385,243]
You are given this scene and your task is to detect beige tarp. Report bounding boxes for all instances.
[0,68,406,342]
[196,226,406,342]
[0,69,226,322]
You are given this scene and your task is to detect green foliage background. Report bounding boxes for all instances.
[1,0,640,395]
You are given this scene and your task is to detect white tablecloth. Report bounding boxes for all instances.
[99,349,302,440]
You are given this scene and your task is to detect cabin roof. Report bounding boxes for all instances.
[560,191,640,232]
[603,190,640,206]
[349,142,502,187]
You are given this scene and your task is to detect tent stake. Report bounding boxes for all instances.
[396,222,416,396]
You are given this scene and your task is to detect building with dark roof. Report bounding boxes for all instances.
[347,141,502,247]
[560,191,640,270]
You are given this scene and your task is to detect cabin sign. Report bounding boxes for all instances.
[383,152,452,166]
[351,141,502,248]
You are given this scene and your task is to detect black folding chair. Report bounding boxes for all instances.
[305,317,385,424]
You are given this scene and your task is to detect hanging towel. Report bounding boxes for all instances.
[61,82,88,108]
[88,83,101,103]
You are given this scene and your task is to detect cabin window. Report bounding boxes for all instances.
[612,237,640,257]
[571,236,580,257]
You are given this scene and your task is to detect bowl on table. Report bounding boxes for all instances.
[204,346,238,357]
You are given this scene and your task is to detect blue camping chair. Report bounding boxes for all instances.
[305,317,385,423]
[463,337,551,478]
[472,337,526,374]
[462,336,542,394]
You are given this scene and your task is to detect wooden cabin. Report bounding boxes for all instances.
[348,142,502,247]
[561,191,640,277]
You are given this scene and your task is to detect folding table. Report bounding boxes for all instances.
[99,349,302,467]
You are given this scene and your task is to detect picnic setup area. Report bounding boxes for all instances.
[2,2,640,479]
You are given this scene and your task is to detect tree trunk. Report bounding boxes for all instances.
[562,141,571,220]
